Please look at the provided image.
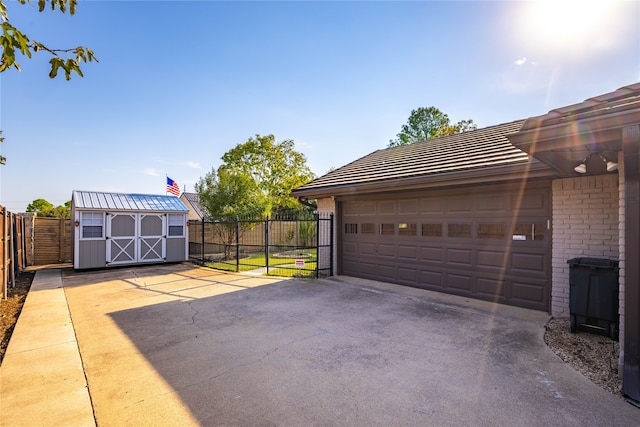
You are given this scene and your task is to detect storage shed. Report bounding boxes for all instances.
[71,190,189,270]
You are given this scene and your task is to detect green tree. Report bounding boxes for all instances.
[196,167,271,260]
[388,107,477,147]
[1,0,98,80]
[51,200,71,218]
[220,134,316,215]
[196,167,271,221]
[26,198,54,216]
[26,198,70,217]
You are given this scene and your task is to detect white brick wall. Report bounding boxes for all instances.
[551,174,620,316]
[316,197,337,275]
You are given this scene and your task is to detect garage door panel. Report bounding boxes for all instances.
[398,200,418,214]
[511,281,545,305]
[477,195,506,212]
[421,199,444,214]
[512,252,545,272]
[477,250,506,268]
[447,197,473,213]
[477,277,505,297]
[343,260,376,277]
[421,270,443,286]
[343,242,358,255]
[359,242,376,255]
[421,246,443,261]
[447,274,472,291]
[513,191,547,211]
[378,201,396,215]
[378,264,396,281]
[398,245,417,259]
[378,244,395,257]
[358,201,376,215]
[447,248,472,265]
[398,267,418,283]
[343,202,358,215]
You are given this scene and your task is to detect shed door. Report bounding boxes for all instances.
[341,185,551,311]
[106,213,137,265]
[139,214,166,262]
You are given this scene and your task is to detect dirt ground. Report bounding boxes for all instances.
[0,271,35,365]
[0,270,623,398]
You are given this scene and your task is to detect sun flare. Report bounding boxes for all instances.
[518,0,625,54]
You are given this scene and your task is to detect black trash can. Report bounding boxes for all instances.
[567,257,619,340]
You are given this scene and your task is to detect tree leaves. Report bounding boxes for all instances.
[388,106,477,147]
[221,134,316,214]
[0,0,97,79]
[25,198,71,218]
[198,135,316,220]
[0,131,5,165]
[196,167,271,222]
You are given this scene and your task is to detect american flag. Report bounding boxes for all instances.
[166,177,180,196]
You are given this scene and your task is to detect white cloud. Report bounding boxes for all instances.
[185,161,202,169]
[143,168,163,177]
[515,57,527,65]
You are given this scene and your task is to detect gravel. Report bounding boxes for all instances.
[544,317,622,396]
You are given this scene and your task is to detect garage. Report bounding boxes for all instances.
[291,120,557,312]
[340,183,551,311]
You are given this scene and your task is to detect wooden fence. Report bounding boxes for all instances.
[1,206,28,299]
[0,209,73,299]
[31,217,72,265]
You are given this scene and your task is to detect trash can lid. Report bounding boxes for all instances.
[567,257,619,268]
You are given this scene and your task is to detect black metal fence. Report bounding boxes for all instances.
[188,214,333,278]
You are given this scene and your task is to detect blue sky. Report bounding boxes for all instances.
[1,0,638,212]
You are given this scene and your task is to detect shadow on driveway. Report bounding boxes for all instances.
[62,263,638,426]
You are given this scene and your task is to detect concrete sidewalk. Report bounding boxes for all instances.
[0,268,94,427]
[2,264,639,426]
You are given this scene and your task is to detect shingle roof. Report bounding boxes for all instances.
[521,82,640,131]
[293,120,532,194]
[72,191,188,212]
[180,192,208,219]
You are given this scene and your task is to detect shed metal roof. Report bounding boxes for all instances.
[72,191,188,212]
[180,192,208,219]
[292,120,545,196]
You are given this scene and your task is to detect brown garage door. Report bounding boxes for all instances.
[341,184,551,311]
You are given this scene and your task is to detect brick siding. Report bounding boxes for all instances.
[551,174,620,317]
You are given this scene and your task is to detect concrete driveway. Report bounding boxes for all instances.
[2,263,638,426]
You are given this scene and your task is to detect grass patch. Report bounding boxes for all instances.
[205,250,318,276]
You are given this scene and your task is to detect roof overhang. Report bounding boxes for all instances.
[507,83,640,176]
[291,161,555,199]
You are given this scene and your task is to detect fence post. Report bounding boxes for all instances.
[315,213,320,279]
[235,220,240,272]
[264,218,269,275]
[2,207,7,299]
[201,220,205,263]
[9,213,15,288]
[330,214,334,277]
